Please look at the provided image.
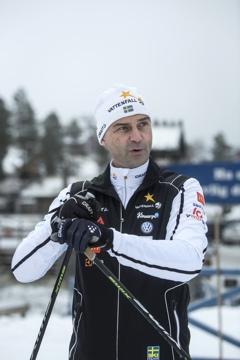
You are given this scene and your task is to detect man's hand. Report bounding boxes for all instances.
[51,218,113,253]
[59,190,100,221]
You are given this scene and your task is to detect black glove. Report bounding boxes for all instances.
[59,190,100,221]
[51,218,113,253]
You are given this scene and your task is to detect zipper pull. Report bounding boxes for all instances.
[120,205,124,232]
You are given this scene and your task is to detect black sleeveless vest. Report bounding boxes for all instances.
[68,159,190,360]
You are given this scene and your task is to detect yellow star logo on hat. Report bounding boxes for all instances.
[144,192,155,202]
[120,91,132,99]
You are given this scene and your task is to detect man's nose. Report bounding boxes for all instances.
[129,128,142,142]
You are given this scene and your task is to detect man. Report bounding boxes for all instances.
[12,85,208,360]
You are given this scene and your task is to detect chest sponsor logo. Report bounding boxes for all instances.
[137,212,159,220]
[155,202,161,209]
[147,345,160,360]
[141,221,153,234]
[135,202,161,210]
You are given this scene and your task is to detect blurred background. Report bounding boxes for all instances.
[0,0,239,359]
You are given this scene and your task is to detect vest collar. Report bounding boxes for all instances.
[110,161,149,189]
[89,158,162,198]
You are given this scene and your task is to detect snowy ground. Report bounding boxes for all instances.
[1,212,240,359]
[0,279,240,360]
[0,280,72,360]
[1,237,239,359]
[0,313,71,359]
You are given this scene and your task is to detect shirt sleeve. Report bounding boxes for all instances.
[110,178,208,282]
[11,185,72,283]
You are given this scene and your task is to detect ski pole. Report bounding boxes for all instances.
[84,247,191,360]
[29,246,72,360]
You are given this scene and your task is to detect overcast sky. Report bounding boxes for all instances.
[1,0,240,147]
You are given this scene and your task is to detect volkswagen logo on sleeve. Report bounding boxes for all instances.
[141,221,153,234]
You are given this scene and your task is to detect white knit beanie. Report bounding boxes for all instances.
[94,85,150,143]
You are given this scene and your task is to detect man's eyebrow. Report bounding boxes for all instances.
[112,122,130,128]
[112,116,150,128]
[136,116,151,122]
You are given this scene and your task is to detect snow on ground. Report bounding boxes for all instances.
[190,307,240,359]
[0,313,72,360]
[1,242,240,360]
[0,281,72,360]
[0,306,240,359]
[0,281,240,359]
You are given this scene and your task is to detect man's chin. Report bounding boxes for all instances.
[127,153,149,168]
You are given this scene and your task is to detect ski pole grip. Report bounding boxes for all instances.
[84,247,96,262]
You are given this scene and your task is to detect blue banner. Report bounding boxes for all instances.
[168,161,240,204]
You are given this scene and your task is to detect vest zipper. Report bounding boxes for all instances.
[173,305,180,346]
[116,204,124,360]
[123,175,127,208]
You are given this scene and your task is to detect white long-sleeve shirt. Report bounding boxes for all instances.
[12,161,208,283]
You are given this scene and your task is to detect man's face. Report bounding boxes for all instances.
[101,114,152,168]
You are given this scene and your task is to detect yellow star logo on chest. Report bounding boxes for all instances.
[144,192,155,203]
[120,90,132,99]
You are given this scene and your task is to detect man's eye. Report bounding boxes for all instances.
[138,121,148,128]
[115,126,129,132]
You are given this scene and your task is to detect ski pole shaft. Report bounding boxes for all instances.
[84,247,191,360]
[30,246,72,360]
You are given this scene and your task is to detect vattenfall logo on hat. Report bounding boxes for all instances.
[108,91,145,113]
